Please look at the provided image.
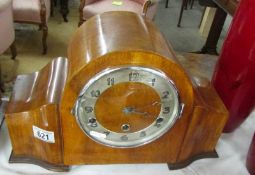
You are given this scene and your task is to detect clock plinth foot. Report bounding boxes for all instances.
[167,150,218,170]
[9,151,70,172]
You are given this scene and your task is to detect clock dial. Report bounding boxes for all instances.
[73,66,182,148]
[95,82,161,133]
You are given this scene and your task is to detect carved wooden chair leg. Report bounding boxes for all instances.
[10,41,17,60]
[42,25,48,54]
[79,0,85,27]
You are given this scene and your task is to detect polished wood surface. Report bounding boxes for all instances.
[5,12,228,171]
[64,12,195,165]
[63,11,227,165]
[5,58,68,170]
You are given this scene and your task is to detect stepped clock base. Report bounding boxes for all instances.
[9,150,217,172]
[9,151,70,172]
[168,150,218,170]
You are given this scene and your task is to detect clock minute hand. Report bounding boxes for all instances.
[123,101,163,117]
[122,107,152,117]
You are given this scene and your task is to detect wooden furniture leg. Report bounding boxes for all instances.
[42,25,48,54]
[200,7,227,55]
[165,0,169,8]
[60,0,69,22]
[177,0,189,27]
[10,41,17,60]
[50,0,54,16]
[9,151,70,172]
[78,0,86,26]
[167,151,218,170]
[78,20,84,27]
[40,0,48,54]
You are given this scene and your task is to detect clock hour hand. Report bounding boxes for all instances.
[123,106,160,117]
[123,107,149,116]
[122,101,162,117]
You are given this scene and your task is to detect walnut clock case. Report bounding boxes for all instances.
[5,11,228,172]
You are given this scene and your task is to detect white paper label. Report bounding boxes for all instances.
[33,126,55,143]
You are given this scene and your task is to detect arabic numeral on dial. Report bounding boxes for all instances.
[107,77,115,86]
[151,78,156,86]
[91,90,100,97]
[84,106,93,113]
[129,72,139,81]
[163,107,170,114]
[162,91,170,99]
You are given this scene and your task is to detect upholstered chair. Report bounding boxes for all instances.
[0,0,16,59]
[12,0,51,54]
[79,0,158,26]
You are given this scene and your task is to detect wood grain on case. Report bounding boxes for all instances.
[62,12,195,165]
[62,11,228,165]
[5,12,228,171]
[5,58,68,170]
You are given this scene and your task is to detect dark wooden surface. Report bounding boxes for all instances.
[5,12,228,171]
[168,150,218,170]
[9,151,70,172]
[200,0,238,55]
[201,7,227,55]
[214,0,239,15]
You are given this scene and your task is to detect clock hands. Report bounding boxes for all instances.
[123,107,150,116]
[122,101,162,117]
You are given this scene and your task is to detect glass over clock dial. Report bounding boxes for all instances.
[72,66,183,148]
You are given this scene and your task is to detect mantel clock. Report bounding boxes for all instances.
[5,11,228,171]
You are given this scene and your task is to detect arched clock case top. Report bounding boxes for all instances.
[5,11,228,172]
